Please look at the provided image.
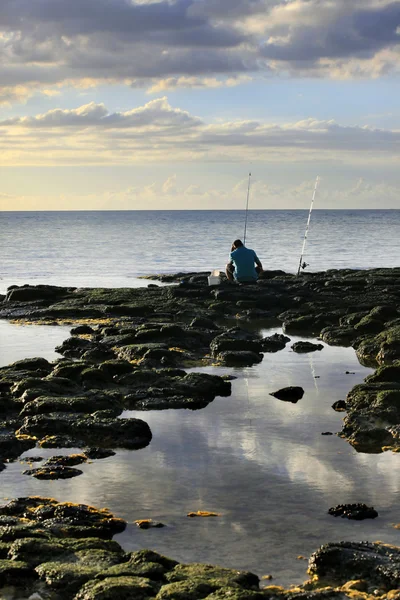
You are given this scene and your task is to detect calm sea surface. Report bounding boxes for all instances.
[1,210,400,586]
[1,210,399,293]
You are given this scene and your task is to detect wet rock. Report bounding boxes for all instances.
[262,333,291,352]
[5,284,68,303]
[71,324,95,335]
[16,413,152,450]
[210,328,262,357]
[321,432,333,436]
[7,357,53,374]
[0,433,36,462]
[216,351,263,367]
[83,448,116,460]
[135,519,165,529]
[23,466,83,479]
[308,541,400,590]
[328,504,378,520]
[332,400,347,412]
[270,387,304,403]
[55,336,97,358]
[0,497,126,540]
[43,454,88,467]
[291,342,324,353]
[356,325,400,365]
[19,394,122,417]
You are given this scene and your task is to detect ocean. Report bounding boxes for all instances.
[1,210,400,586]
[1,210,399,293]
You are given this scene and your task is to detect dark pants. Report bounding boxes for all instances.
[225,264,261,282]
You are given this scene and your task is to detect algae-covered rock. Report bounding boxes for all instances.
[165,563,259,590]
[270,387,304,403]
[262,334,290,352]
[356,325,400,365]
[75,575,159,600]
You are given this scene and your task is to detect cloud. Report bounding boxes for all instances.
[1,0,400,102]
[2,176,399,210]
[0,98,399,166]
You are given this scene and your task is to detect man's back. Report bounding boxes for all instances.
[230,246,258,281]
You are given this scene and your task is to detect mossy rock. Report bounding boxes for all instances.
[97,560,167,581]
[0,559,34,585]
[365,362,400,384]
[165,563,259,590]
[156,579,215,600]
[35,561,104,593]
[75,575,159,599]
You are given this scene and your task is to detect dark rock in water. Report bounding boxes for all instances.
[0,433,36,462]
[135,519,165,529]
[332,400,347,412]
[291,341,324,353]
[23,466,83,479]
[216,351,263,367]
[308,541,400,589]
[5,284,68,303]
[71,324,95,335]
[262,333,291,352]
[43,454,88,467]
[84,448,116,460]
[210,328,262,357]
[16,413,152,450]
[321,432,333,436]
[270,386,304,403]
[328,503,378,520]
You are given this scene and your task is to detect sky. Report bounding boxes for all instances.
[0,0,400,210]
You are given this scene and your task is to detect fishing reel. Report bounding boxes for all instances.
[301,261,309,270]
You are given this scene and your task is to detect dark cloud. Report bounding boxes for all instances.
[0,0,400,95]
[261,1,400,62]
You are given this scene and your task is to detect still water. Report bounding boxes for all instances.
[1,322,400,586]
[1,210,399,294]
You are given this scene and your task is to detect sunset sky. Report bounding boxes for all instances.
[1,0,400,210]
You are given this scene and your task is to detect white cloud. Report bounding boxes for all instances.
[0,98,399,166]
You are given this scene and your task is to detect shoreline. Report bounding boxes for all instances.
[0,267,399,598]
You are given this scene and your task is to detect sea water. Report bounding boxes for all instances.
[1,210,400,586]
[1,210,399,293]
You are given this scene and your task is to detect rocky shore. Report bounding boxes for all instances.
[0,267,399,598]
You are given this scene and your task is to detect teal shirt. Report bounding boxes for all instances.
[230,246,259,281]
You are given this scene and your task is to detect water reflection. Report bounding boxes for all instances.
[1,325,400,586]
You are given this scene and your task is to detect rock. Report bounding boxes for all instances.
[83,448,116,460]
[7,358,53,373]
[291,342,324,353]
[216,351,263,367]
[332,400,347,412]
[190,317,219,330]
[71,325,95,335]
[262,333,290,352]
[43,454,88,467]
[210,329,262,357]
[23,466,83,479]
[134,519,165,529]
[270,387,304,403]
[308,541,400,590]
[328,504,378,520]
[74,576,159,599]
[16,414,152,450]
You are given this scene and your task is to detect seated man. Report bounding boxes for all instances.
[226,239,263,283]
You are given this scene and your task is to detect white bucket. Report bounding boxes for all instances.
[208,269,221,286]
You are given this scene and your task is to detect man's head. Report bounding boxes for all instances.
[232,239,243,249]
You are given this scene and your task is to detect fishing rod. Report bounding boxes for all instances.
[297,176,319,276]
[243,172,252,245]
